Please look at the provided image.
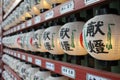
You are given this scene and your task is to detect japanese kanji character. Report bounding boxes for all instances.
[61,41,73,51]
[43,32,50,40]
[60,28,70,39]
[94,21,105,35]
[87,22,96,37]
[44,42,53,50]
[93,40,108,53]
[88,41,96,53]
[87,21,105,37]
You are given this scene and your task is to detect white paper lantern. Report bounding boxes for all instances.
[14,34,21,49]
[33,70,51,80]
[24,31,37,51]
[42,26,64,55]
[24,32,30,51]
[27,31,37,52]
[25,67,39,80]
[59,22,87,55]
[32,29,47,52]
[12,59,20,71]
[15,34,21,49]
[15,61,25,73]
[83,14,120,60]
[19,64,31,79]
[45,75,68,80]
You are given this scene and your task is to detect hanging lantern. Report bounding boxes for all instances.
[15,61,25,73]
[25,67,39,80]
[42,26,64,55]
[33,69,51,80]
[24,32,30,51]
[20,33,26,50]
[46,0,68,8]
[45,75,68,80]
[59,22,87,55]
[24,31,37,51]
[83,11,120,60]
[39,0,51,13]
[32,29,47,52]
[12,59,20,71]
[19,64,31,79]
[15,34,23,49]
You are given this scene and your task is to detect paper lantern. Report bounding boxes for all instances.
[12,59,20,71]
[15,61,25,73]
[32,29,47,52]
[45,75,68,80]
[19,64,31,78]
[39,0,51,13]
[15,34,23,49]
[59,22,87,55]
[25,67,39,80]
[24,32,30,51]
[12,35,19,48]
[42,26,64,55]
[21,33,29,50]
[33,70,51,80]
[18,33,26,50]
[24,31,37,51]
[83,14,120,60]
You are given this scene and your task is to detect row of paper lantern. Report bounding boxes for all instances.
[3,14,120,61]
[3,22,87,56]
[2,70,16,80]
[2,0,68,30]
[2,54,68,80]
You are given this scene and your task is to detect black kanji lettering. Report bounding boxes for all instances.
[94,21,105,35]
[93,40,108,53]
[44,42,53,50]
[61,41,73,51]
[87,21,105,37]
[88,41,96,53]
[60,28,70,39]
[43,32,50,40]
[87,22,96,37]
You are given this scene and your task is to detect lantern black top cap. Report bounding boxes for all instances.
[95,7,118,15]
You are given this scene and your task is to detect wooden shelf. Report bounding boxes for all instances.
[4,65,22,80]
[3,48,120,80]
[3,0,109,36]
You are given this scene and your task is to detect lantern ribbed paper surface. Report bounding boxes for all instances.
[83,14,120,60]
